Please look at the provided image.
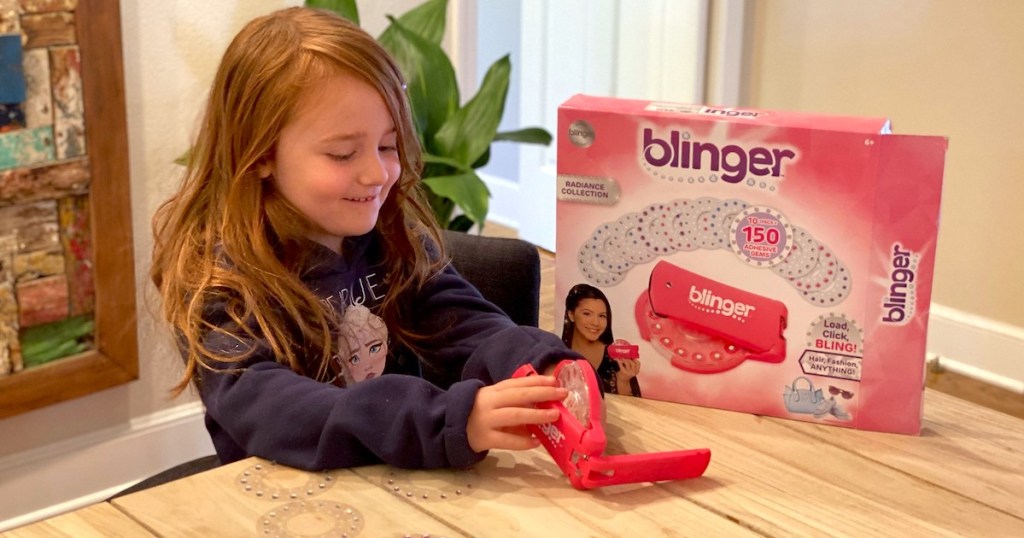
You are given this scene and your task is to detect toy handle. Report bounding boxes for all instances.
[581,449,712,489]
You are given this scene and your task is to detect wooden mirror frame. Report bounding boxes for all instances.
[0,0,137,419]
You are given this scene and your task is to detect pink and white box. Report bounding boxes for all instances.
[555,95,947,434]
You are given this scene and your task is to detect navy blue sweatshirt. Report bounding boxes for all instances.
[194,231,575,471]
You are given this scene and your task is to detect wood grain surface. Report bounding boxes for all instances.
[96,391,1024,537]
[2,503,154,538]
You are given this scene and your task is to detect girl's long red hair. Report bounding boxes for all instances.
[150,8,444,394]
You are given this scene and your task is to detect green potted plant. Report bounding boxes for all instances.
[307,0,552,231]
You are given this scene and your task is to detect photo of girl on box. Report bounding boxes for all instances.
[562,284,642,397]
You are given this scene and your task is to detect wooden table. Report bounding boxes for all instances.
[1,503,156,537]
[22,389,1024,537]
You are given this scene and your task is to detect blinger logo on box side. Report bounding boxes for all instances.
[882,244,918,325]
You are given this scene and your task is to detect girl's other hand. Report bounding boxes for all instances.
[614,358,640,395]
[615,358,641,379]
[466,375,568,453]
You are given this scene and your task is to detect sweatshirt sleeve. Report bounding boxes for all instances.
[198,329,488,471]
[195,252,578,472]
[409,262,580,383]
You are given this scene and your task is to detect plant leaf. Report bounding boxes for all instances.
[494,127,552,145]
[304,0,360,25]
[378,0,447,45]
[448,214,476,232]
[425,188,455,227]
[433,55,511,167]
[174,147,191,166]
[422,172,490,225]
[422,151,472,173]
[470,146,490,169]
[379,16,458,149]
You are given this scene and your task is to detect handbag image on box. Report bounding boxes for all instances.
[783,377,824,414]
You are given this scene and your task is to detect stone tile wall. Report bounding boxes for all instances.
[0,0,93,376]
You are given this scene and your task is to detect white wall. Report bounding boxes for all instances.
[0,0,422,530]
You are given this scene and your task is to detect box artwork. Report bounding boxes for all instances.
[555,95,947,434]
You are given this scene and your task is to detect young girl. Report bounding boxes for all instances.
[561,284,642,397]
[150,7,577,472]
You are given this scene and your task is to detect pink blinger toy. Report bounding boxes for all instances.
[514,359,711,489]
[636,260,788,374]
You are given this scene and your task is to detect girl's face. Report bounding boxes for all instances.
[569,298,608,343]
[263,70,401,253]
[343,326,388,382]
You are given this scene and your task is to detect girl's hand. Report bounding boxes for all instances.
[466,375,568,453]
[614,359,640,394]
[615,358,640,378]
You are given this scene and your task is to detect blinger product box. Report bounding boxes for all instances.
[555,95,947,434]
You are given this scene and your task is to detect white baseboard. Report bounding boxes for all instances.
[926,304,1024,394]
[0,402,212,532]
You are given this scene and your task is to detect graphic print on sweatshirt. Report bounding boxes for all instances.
[323,272,390,386]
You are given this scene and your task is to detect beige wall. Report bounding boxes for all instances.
[742,0,1024,329]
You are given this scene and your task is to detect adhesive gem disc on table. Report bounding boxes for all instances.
[258,500,363,538]
[381,468,482,503]
[237,461,337,500]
